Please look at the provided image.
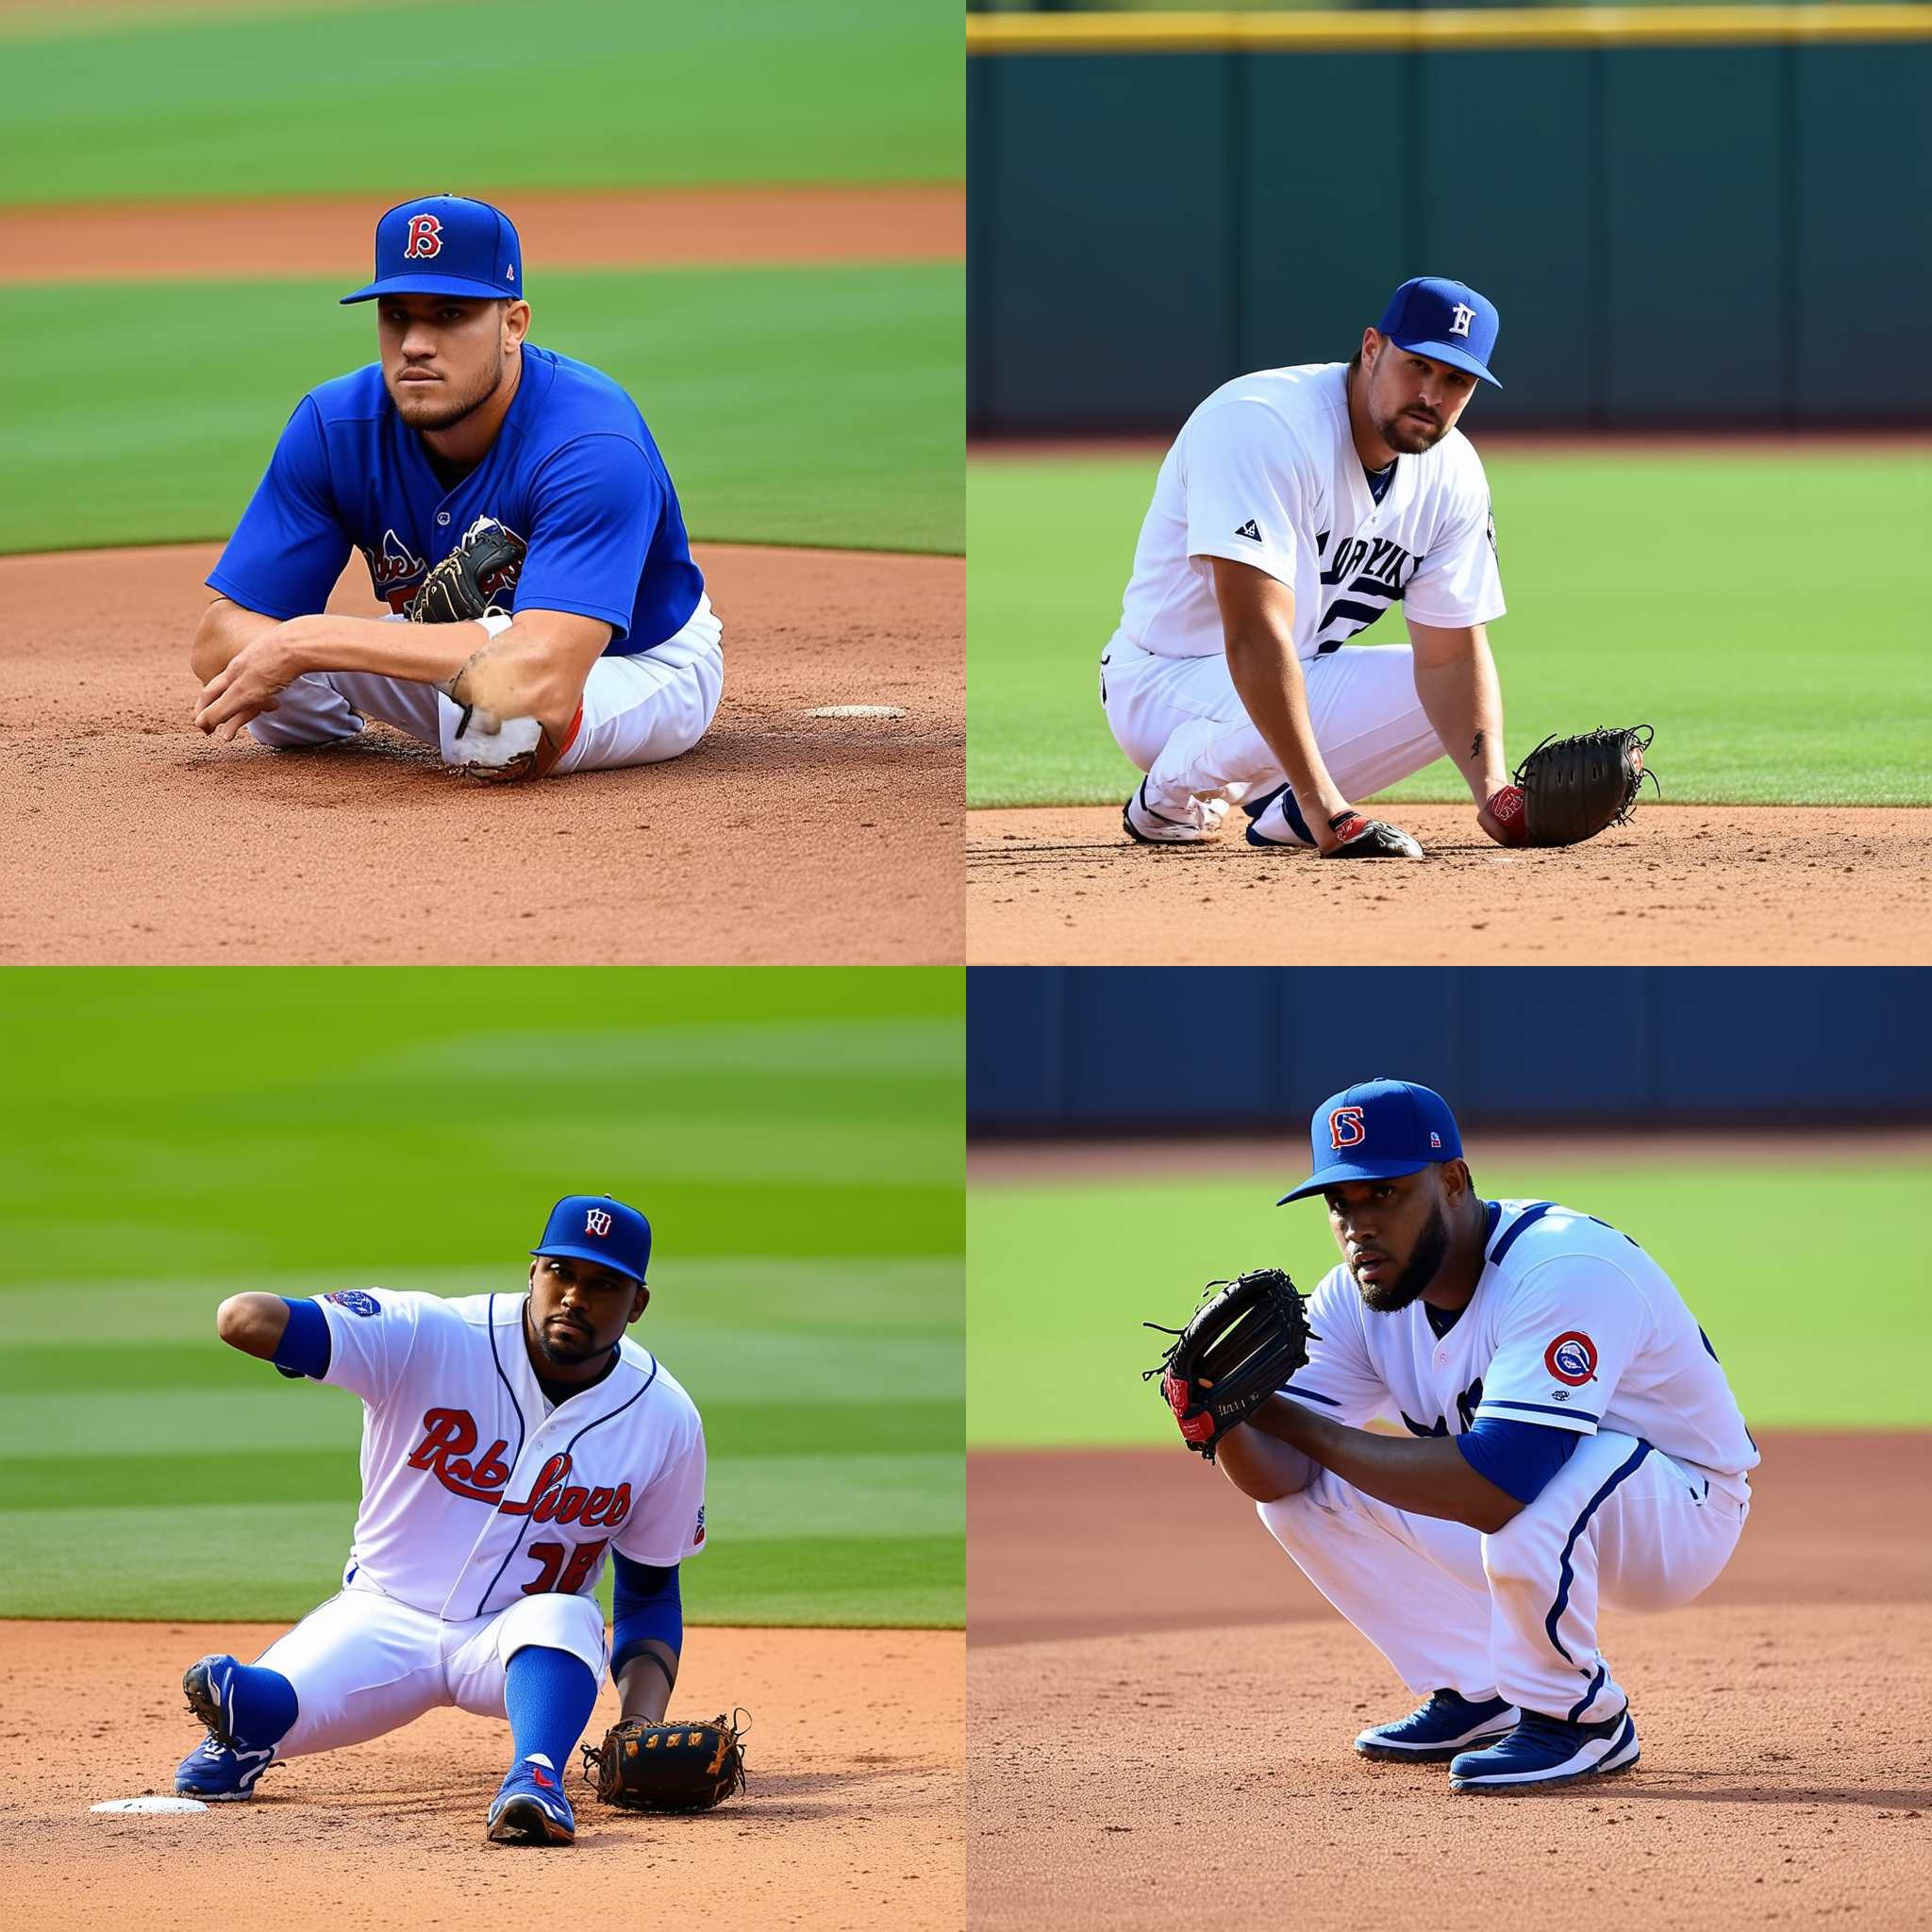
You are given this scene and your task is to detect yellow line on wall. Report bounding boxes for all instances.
[967,7,1932,54]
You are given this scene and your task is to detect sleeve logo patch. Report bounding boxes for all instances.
[1544,1331,1598,1385]
[693,1506,706,1546]
[1234,519,1262,541]
[325,1290,381,1317]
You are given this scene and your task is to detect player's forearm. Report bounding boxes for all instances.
[1217,1416,1319,1503]
[215,1291,291,1361]
[282,612,491,687]
[1224,629,1348,823]
[1246,1396,1522,1532]
[616,1643,679,1723]
[189,598,279,683]
[1412,636,1509,803]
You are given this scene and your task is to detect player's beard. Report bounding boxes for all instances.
[1355,1201,1450,1313]
[1374,399,1449,457]
[391,355,505,432]
[531,1307,608,1368]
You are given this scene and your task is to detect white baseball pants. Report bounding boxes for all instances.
[1100,631,1443,843]
[253,1577,608,1759]
[248,595,724,775]
[1256,1431,1751,1724]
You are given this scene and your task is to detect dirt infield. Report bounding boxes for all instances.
[1,186,965,282]
[967,804,1932,964]
[967,1436,1932,1931]
[1,1622,962,1932]
[0,542,960,963]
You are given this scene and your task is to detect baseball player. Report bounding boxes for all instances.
[174,1193,707,1845]
[1190,1079,1757,1790]
[1107,276,1527,858]
[190,194,722,780]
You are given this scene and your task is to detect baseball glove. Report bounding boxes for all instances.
[406,514,524,624]
[1493,725,1657,847]
[1142,1269,1315,1461]
[579,1712,749,1813]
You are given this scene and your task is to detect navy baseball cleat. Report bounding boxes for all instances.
[487,1754,576,1846]
[1355,1690,1520,1761]
[1448,1707,1641,1791]
[175,1733,278,1801]
[176,1653,280,1801]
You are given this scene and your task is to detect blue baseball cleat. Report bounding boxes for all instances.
[176,1654,278,1801]
[175,1733,278,1801]
[487,1754,576,1846]
[1449,1707,1641,1791]
[1355,1689,1520,1761]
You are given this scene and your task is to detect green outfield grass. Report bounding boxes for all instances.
[967,448,1932,808]
[0,265,961,556]
[967,1159,1932,1447]
[0,0,961,204]
[0,969,963,1626]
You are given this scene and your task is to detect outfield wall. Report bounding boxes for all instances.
[967,8,1932,431]
[966,966,1930,1127]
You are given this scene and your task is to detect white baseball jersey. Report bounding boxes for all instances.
[1282,1198,1758,1477]
[311,1288,707,1622]
[1116,361,1505,663]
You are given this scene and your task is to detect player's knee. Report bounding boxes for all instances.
[496,1591,606,1672]
[1477,1500,1557,1585]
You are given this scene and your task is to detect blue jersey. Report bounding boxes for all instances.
[208,345,704,656]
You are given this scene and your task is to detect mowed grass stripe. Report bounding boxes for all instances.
[0,0,962,202]
[967,1160,1932,1445]
[0,1405,959,1508]
[0,1511,961,1627]
[967,449,1932,808]
[0,1261,962,1342]
[0,264,963,556]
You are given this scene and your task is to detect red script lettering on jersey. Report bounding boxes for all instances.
[407,1408,632,1524]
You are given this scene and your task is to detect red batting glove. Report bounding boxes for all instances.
[1481,785,1528,847]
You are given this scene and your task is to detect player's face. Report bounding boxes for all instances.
[1361,336,1478,456]
[526,1255,647,1366]
[377,295,526,431]
[1323,1172,1450,1312]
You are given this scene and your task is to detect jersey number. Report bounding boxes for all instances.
[523,1538,608,1596]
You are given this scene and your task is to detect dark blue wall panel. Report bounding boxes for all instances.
[1792,43,1932,419]
[968,968,1930,1129]
[1239,55,1416,379]
[973,39,1932,431]
[980,54,1236,426]
[1598,47,1788,419]
[1414,48,1597,425]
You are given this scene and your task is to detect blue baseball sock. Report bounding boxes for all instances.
[223,1660,298,1751]
[504,1645,599,1776]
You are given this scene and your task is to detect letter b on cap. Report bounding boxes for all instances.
[403,214,443,259]
[1329,1106,1367,1149]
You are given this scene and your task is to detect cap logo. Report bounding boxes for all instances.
[1448,302,1475,339]
[585,1208,613,1238]
[403,214,443,260]
[1329,1106,1367,1150]
[1429,1131,1442,1149]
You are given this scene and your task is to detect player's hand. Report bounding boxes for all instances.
[1478,786,1528,847]
[193,621,308,741]
[1311,802,1361,855]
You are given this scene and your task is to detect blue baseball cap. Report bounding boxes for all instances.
[531,1193,651,1283]
[341,194,524,305]
[1277,1079,1464,1204]
[1377,275,1502,389]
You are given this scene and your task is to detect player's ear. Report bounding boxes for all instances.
[629,1285,650,1323]
[502,299,530,348]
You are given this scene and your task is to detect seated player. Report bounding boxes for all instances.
[189,195,722,781]
[1174,1079,1756,1789]
[175,1193,705,1845]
